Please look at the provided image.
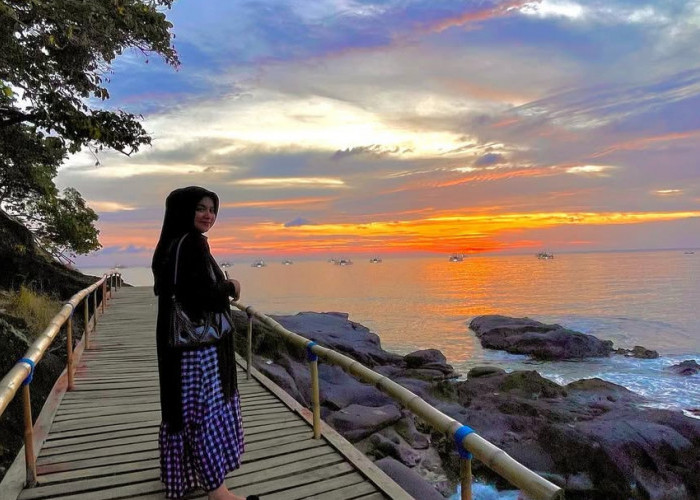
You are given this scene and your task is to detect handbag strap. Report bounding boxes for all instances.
[172,233,189,287]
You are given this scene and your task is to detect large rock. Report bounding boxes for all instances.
[325,404,402,442]
[375,457,444,500]
[469,315,613,359]
[666,360,700,376]
[272,311,404,367]
[444,371,700,498]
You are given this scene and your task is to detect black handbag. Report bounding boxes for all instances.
[168,234,234,349]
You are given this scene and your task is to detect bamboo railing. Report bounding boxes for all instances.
[233,302,564,500]
[0,272,122,487]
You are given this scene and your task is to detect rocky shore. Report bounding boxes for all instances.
[231,310,700,499]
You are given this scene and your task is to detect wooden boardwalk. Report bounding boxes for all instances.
[11,287,410,500]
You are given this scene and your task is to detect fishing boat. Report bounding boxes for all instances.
[369,257,382,263]
[282,259,293,265]
[449,254,464,262]
[251,259,266,268]
[335,258,353,266]
[536,251,554,260]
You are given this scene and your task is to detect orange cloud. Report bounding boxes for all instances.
[591,130,700,158]
[421,0,538,34]
[444,80,533,105]
[207,210,700,257]
[221,197,333,209]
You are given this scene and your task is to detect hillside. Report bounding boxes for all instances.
[0,211,103,480]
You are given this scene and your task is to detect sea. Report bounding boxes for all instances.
[83,250,700,414]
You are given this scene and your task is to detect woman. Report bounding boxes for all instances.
[152,186,255,500]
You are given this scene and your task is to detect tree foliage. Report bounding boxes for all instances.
[0,0,179,258]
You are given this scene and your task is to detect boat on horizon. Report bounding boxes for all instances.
[536,251,554,260]
[369,257,382,263]
[282,259,293,265]
[220,261,232,268]
[335,258,353,266]
[449,254,464,262]
[251,259,266,268]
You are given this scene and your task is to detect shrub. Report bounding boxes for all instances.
[6,286,62,339]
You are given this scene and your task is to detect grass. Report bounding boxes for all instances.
[5,286,63,338]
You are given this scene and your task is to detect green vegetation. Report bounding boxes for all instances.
[0,0,179,258]
[5,286,62,339]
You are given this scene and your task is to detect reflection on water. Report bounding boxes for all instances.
[82,250,700,409]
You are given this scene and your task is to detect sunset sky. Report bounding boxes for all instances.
[59,0,700,267]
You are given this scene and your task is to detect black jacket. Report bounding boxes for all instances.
[155,231,238,431]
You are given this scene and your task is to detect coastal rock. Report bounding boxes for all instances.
[374,457,445,500]
[325,404,402,442]
[268,311,404,367]
[469,315,614,359]
[234,310,700,499]
[615,345,660,359]
[444,371,700,499]
[394,412,430,449]
[405,349,447,368]
[367,431,421,466]
[666,360,700,376]
[467,365,506,378]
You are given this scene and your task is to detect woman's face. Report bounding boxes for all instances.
[193,196,217,233]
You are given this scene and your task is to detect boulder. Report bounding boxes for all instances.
[666,360,700,376]
[615,345,659,359]
[374,457,444,500]
[468,365,506,378]
[469,315,613,359]
[367,432,421,466]
[325,404,402,442]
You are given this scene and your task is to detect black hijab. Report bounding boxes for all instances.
[151,186,220,295]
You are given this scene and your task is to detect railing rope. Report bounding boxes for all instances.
[231,299,563,500]
[0,272,120,487]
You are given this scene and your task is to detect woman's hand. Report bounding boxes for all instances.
[226,279,241,300]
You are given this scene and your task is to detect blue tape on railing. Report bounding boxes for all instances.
[19,358,35,386]
[306,341,319,362]
[454,425,475,459]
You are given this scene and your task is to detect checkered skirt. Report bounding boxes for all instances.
[159,346,245,498]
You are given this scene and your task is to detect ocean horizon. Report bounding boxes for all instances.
[83,248,700,414]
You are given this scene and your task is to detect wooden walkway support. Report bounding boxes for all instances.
[3,287,409,500]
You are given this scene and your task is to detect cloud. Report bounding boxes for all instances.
[233,177,346,188]
[654,189,682,196]
[284,217,315,227]
[565,165,614,176]
[474,153,506,166]
[96,244,150,256]
[331,145,401,160]
[87,201,137,212]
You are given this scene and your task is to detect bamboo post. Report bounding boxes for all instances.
[22,382,36,487]
[307,341,321,439]
[461,458,473,500]
[246,311,253,380]
[84,296,90,350]
[66,314,74,391]
[93,290,98,330]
